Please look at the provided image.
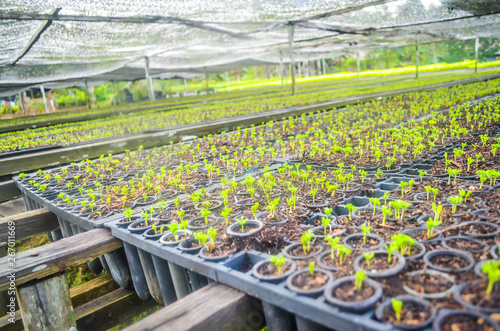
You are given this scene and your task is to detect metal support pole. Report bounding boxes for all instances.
[225,72,230,91]
[279,51,284,88]
[356,53,361,79]
[415,35,420,79]
[204,68,209,93]
[322,58,327,75]
[84,79,90,109]
[475,37,479,73]
[18,93,25,115]
[114,82,120,104]
[110,83,116,106]
[432,43,437,65]
[288,24,296,95]
[40,85,49,113]
[144,57,155,102]
[184,78,188,92]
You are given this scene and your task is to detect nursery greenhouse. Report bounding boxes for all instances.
[1,0,500,330]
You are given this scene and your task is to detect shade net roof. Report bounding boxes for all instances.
[0,0,499,96]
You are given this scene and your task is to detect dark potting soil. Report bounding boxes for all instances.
[445,238,486,252]
[405,272,454,295]
[346,235,381,250]
[441,315,496,331]
[461,281,500,309]
[291,271,329,290]
[333,281,374,302]
[429,254,470,270]
[382,301,432,326]
[258,261,293,276]
[231,222,259,233]
[361,255,400,272]
[288,244,321,257]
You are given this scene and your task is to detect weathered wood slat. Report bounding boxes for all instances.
[123,282,264,331]
[0,209,59,244]
[0,181,21,204]
[1,72,500,178]
[0,282,158,331]
[0,228,122,291]
[17,273,76,331]
[70,273,119,308]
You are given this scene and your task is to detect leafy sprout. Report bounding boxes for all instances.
[355,271,367,292]
[392,298,403,322]
[269,255,287,275]
[363,252,375,268]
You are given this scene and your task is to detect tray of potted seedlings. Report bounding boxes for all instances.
[15,83,500,329]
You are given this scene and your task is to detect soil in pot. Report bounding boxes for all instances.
[333,280,375,303]
[345,234,383,251]
[425,250,474,273]
[257,261,295,277]
[380,300,434,328]
[438,313,498,331]
[404,271,455,298]
[460,281,500,311]
[291,269,330,291]
[360,254,402,273]
[285,244,322,259]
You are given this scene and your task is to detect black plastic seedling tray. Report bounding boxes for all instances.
[106,219,396,331]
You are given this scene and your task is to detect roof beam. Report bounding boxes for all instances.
[0,11,246,39]
[11,8,61,65]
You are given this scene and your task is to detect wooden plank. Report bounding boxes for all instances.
[0,181,21,203]
[17,273,76,330]
[0,202,23,218]
[70,273,119,308]
[123,283,265,331]
[0,228,122,291]
[0,209,59,244]
[75,290,158,331]
[1,72,500,178]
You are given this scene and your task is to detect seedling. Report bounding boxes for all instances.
[392,298,403,322]
[251,202,260,217]
[431,188,439,201]
[309,262,315,277]
[383,192,390,205]
[207,227,217,246]
[432,202,443,222]
[301,230,314,255]
[369,198,381,216]
[194,231,209,247]
[325,236,340,260]
[385,242,398,263]
[381,206,393,225]
[177,209,186,223]
[336,244,351,265]
[236,216,249,232]
[221,206,232,226]
[269,255,287,275]
[481,260,500,297]
[151,224,165,235]
[167,223,179,241]
[426,218,442,239]
[200,208,212,225]
[124,208,134,222]
[363,252,375,268]
[418,170,428,181]
[345,203,356,221]
[266,198,280,218]
[424,186,432,201]
[361,224,370,244]
[449,196,463,213]
[355,271,367,292]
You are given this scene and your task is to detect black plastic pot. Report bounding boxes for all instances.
[343,233,385,251]
[177,237,203,254]
[403,241,426,260]
[286,268,333,297]
[492,243,499,259]
[375,295,436,330]
[310,224,345,239]
[199,242,231,262]
[432,309,500,331]
[353,250,406,278]
[441,236,489,254]
[187,215,219,230]
[143,228,169,240]
[453,281,500,314]
[252,259,297,283]
[324,275,383,313]
[256,212,288,226]
[460,220,500,238]
[423,249,474,273]
[315,251,339,272]
[159,230,193,246]
[128,219,157,234]
[226,220,264,238]
[282,242,323,260]
[400,226,443,243]
[402,269,456,299]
